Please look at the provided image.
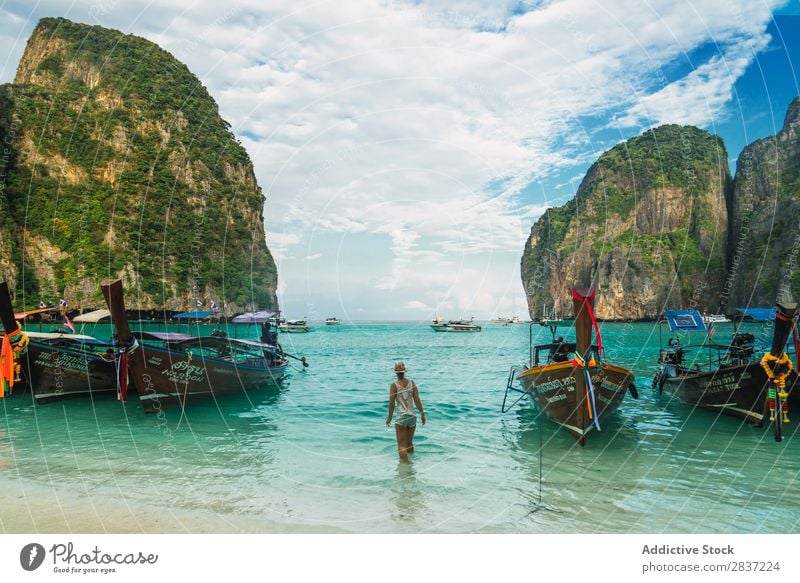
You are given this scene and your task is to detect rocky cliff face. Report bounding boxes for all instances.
[521,125,732,320]
[728,98,800,307]
[0,17,278,310]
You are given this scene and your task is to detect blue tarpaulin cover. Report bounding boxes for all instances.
[664,309,706,332]
[735,307,776,322]
[174,311,214,320]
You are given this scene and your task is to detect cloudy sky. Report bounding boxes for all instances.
[1,1,799,320]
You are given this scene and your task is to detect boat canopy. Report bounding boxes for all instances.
[26,331,99,342]
[14,307,57,319]
[73,309,111,323]
[231,311,275,323]
[174,311,215,320]
[735,307,775,322]
[664,309,706,332]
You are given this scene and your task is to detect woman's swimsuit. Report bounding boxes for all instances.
[393,379,417,427]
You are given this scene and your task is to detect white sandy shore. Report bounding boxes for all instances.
[0,475,346,534]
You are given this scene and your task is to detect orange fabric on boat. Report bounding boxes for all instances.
[1,333,14,396]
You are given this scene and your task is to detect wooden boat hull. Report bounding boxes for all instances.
[128,344,288,413]
[517,362,633,443]
[23,341,118,404]
[657,362,799,424]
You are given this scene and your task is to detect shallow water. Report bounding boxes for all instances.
[1,321,798,533]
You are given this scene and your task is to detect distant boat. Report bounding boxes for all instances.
[494,298,523,325]
[540,317,572,328]
[511,288,637,445]
[101,279,295,413]
[703,313,731,324]
[430,318,481,332]
[653,305,799,441]
[279,319,310,333]
[325,317,341,326]
[267,316,285,327]
[492,316,521,325]
[538,302,560,324]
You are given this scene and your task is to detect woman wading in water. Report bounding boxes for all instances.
[386,361,426,461]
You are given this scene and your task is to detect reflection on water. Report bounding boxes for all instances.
[0,428,10,471]
[390,462,425,527]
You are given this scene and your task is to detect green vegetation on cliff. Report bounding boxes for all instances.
[728,97,800,306]
[0,17,277,309]
[521,124,731,320]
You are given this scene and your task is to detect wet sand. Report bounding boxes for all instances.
[0,475,344,534]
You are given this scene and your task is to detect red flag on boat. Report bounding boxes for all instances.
[63,314,75,334]
[708,321,715,342]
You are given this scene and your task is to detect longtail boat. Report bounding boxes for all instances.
[510,287,637,445]
[102,279,296,413]
[0,281,121,403]
[653,303,799,440]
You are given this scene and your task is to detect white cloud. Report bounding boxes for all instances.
[0,0,783,317]
[405,300,429,310]
[265,231,301,262]
[616,32,773,128]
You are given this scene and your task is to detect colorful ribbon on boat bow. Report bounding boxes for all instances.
[1,327,29,397]
[571,289,604,432]
[116,337,139,402]
[571,351,602,432]
[760,351,792,423]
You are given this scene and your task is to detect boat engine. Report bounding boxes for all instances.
[728,332,755,363]
[549,336,574,363]
[658,338,684,365]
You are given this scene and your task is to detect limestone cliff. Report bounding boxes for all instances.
[0,17,278,310]
[521,125,732,320]
[728,98,800,307]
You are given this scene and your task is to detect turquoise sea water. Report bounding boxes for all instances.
[1,321,798,533]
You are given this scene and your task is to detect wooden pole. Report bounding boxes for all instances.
[100,279,133,346]
[770,302,797,357]
[571,287,596,446]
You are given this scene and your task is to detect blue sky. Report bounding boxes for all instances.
[1,1,798,320]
